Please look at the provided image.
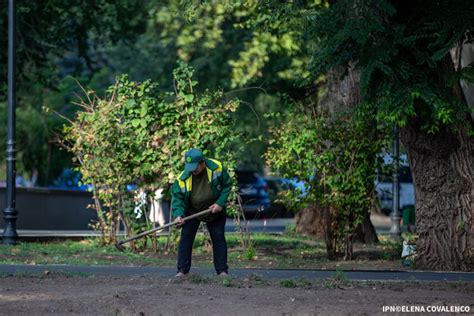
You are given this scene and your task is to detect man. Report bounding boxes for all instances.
[171,148,232,277]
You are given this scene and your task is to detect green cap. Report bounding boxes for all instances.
[184,148,203,172]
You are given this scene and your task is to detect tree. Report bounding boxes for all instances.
[1,1,319,178]
[265,91,383,259]
[0,0,148,89]
[106,0,319,170]
[0,0,149,184]
[146,2,384,256]
[308,0,474,270]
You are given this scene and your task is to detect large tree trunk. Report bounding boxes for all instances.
[296,67,378,245]
[401,116,473,271]
[354,210,379,244]
[400,52,474,271]
[296,205,379,244]
[295,203,325,239]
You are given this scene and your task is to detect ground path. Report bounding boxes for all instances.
[0,264,473,282]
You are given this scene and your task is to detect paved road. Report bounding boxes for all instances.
[0,264,472,282]
[2,213,393,237]
[226,218,293,233]
[2,218,294,238]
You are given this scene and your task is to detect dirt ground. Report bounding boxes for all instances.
[0,274,472,316]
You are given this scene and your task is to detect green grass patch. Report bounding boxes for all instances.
[0,234,406,270]
[334,267,349,283]
[244,273,270,286]
[279,278,312,288]
[221,277,235,287]
[187,274,212,284]
[173,273,237,288]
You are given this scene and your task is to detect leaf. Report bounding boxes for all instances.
[125,99,136,108]
[140,105,148,118]
[185,94,194,103]
[131,119,141,128]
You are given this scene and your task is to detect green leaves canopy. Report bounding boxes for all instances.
[308,0,474,131]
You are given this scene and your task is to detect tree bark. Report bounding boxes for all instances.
[355,210,379,244]
[297,204,379,244]
[295,202,339,258]
[401,117,473,271]
[295,203,325,239]
[399,53,474,271]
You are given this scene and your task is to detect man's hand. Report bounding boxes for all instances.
[176,216,185,225]
[209,204,223,214]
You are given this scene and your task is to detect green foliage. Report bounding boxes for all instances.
[1,1,323,179]
[0,0,148,92]
[0,234,401,269]
[0,1,150,185]
[334,267,349,283]
[265,101,386,259]
[403,233,418,244]
[62,63,243,245]
[151,0,316,89]
[380,236,403,260]
[108,1,323,169]
[0,75,80,185]
[279,279,298,288]
[284,223,297,236]
[243,246,257,261]
[221,277,235,287]
[307,0,474,130]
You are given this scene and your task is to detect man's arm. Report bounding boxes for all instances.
[215,166,232,208]
[171,180,186,218]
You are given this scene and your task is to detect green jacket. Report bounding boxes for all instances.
[171,158,232,218]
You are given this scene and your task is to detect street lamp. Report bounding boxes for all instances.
[390,124,401,240]
[3,0,18,245]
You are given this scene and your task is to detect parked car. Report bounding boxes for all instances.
[263,176,294,218]
[235,170,271,218]
[49,169,91,191]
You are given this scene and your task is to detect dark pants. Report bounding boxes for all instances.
[177,213,228,274]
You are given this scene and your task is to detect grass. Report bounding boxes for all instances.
[176,274,433,291]
[0,234,406,271]
[176,273,348,290]
[279,278,312,288]
[334,267,349,283]
[170,275,474,293]
[0,270,92,278]
[245,273,270,286]
[171,273,237,288]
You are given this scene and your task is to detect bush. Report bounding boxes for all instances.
[62,62,242,247]
[265,103,386,259]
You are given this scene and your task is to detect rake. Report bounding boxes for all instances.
[114,208,212,251]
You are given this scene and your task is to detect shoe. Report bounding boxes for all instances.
[218,272,228,277]
[175,272,186,278]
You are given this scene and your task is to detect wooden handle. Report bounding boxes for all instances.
[116,208,213,246]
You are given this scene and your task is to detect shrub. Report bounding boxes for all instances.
[265,103,385,259]
[62,62,242,247]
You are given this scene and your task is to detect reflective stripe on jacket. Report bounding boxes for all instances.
[171,158,232,218]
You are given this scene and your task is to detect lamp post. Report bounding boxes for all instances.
[390,124,401,240]
[3,0,18,245]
